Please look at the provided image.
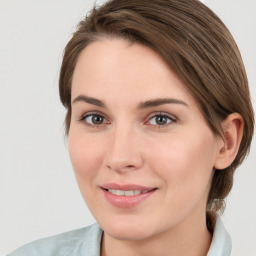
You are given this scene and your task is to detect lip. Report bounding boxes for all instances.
[101,183,156,191]
[101,183,157,208]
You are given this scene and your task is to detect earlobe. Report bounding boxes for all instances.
[214,113,244,170]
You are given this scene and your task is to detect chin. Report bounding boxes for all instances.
[101,218,155,241]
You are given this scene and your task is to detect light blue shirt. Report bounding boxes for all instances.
[8,217,231,256]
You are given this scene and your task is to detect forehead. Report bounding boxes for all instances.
[71,38,195,106]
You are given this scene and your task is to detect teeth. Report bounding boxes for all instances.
[124,190,134,196]
[133,190,141,195]
[107,189,150,196]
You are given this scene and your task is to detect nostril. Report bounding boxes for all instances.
[106,164,137,172]
[104,154,144,172]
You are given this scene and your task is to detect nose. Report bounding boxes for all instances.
[104,126,144,173]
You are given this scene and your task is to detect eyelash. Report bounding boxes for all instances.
[79,111,110,127]
[145,112,177,128]
[78,111,177,129]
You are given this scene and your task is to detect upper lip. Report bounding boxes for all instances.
[101,183,157,191]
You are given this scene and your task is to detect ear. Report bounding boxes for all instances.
[214,113,244,170]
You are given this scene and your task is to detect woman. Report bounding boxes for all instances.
[8,0,254,255]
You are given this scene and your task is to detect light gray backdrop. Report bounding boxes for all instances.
[0,0,255,255]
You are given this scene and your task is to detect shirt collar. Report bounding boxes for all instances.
[91,216,232,256]
[207,216,232,256]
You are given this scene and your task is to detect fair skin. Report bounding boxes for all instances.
[68,39,243,256]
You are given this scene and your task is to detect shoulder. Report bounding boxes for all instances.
[8,223,103,256]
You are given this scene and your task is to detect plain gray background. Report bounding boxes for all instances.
[0,0,255,255]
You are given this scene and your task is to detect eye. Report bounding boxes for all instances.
[80,113,109,126]
[147,113,176,126]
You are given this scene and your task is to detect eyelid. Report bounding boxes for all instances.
[77,110,177,128]
[79,111,110,126]
[144,111,177,126]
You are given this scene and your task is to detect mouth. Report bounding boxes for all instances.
[105,188,156,196]
[100,183,158,208]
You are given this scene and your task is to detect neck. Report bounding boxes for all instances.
[101,213,212,256]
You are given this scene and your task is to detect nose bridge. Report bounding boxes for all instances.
[105,122,143,172]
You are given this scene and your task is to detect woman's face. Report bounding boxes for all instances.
[69,39,222,240]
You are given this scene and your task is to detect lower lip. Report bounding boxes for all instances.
[102,189,156,208]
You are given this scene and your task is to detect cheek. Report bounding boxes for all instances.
[68,132,103,185]
[148,132,217,195]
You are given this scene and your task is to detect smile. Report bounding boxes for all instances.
[101,184,157,208]
[107,189,152,196]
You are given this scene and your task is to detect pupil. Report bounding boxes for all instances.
[156,116,167,125]
[92,115,103,124]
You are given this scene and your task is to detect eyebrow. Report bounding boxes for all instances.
[72,95,106,108]
[138,98,188,109]
[72,95,188,109]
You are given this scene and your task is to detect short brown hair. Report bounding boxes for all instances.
[59,0,254,231]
